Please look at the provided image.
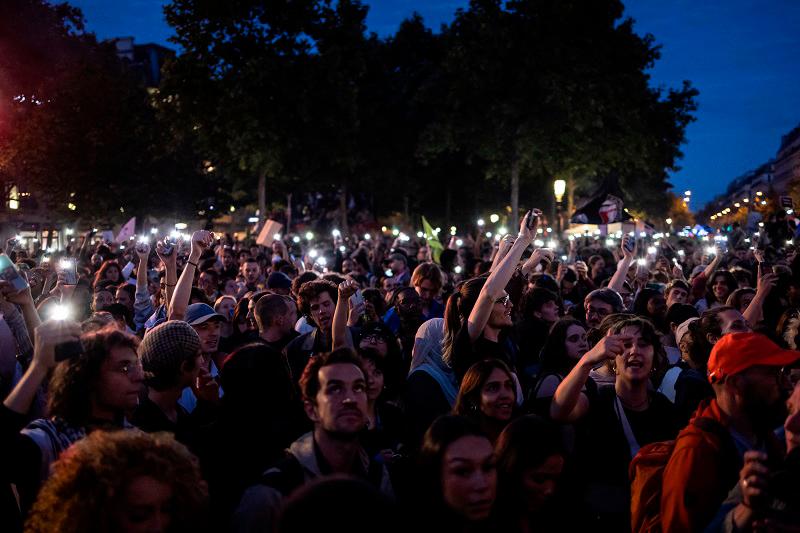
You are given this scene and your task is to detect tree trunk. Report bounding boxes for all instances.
[445,184,452,231]
[510,153,520,224]
[286,193,293,234]
[257,169,267,224]
[339,183,348,235]
[566,174,575,231]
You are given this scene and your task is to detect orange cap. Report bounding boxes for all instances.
[707,332,800,383]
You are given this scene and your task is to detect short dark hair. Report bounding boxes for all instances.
[700,305,736,343]
[665,279,690,297]
[292,271,319,297]
[521,287,559,317]
[297,280,338,316]
[607,316,667,377]
[666,303,699,327]
[299,348,366,403]
[255,294,291,329]
[585,288,624,313]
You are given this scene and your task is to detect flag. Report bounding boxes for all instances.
[571,173,632,225]
[421,216,444,263]
[256,220,283,247]
[115,217,136,243]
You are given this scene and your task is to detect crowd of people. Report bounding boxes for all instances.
[1,209,799,532]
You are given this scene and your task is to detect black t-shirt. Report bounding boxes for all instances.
[261,330,300,353]
[452,326,517,382]
[575,384,679,526]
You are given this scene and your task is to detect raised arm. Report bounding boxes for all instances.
[133,242,154,330]
[489,235,515,272]
[4,320,81,415]
[156,240,178,308]
[550,333,629,422]
[466,210,537,341]
[743,271,776,327]
[332,280,357,351]
[609,235,636,293]
[702,245,724,280]
[168,230,212,321]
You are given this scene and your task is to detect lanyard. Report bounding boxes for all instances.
[614,395,641,457]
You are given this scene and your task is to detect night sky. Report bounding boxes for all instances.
[66,0,800,208]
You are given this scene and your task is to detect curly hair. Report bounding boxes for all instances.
[297,279,338,316]
[48,326,139,427]
[26,430,208,533]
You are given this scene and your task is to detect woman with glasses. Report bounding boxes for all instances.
[442,211,539,384]
[1,322,143,523]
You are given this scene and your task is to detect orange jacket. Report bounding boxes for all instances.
[660,399,739,532]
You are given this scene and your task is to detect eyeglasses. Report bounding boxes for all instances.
[362,334,387,344]
[116,359,144,377]
[495,295,511,306]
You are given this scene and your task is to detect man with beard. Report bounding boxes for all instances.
[660,332,799,531]
[232,349,393,532]
[582,288,624,330]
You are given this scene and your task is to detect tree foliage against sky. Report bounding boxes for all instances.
[0,0,698,227]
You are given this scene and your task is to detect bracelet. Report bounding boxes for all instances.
[187,261,198,268]
[165,282,177,287]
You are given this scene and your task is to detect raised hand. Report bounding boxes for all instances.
[32,319,82,371]
[518,209,541,241]
[582,333,632,367]
[338,279,359,299]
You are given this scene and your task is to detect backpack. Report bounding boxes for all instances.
[628,417,733,533]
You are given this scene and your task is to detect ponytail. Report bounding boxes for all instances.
[442,291,463,366]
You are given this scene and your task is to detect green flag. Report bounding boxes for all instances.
[421,216,444,263]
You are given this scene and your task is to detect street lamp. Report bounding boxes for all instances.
[553,180,566,239]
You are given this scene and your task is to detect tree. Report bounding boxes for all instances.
[0,0,219,225]
[420,0,697,221]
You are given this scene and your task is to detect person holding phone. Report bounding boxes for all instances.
[1,322,143,522]
[442,210,539,383]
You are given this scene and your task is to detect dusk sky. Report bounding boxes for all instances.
[67,0,800,208]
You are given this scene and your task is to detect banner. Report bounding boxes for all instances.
[256,220,283,247]
[115,217,136,243]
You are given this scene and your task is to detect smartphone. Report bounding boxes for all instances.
[52,303,84,361]
[58,259,78,285]
[623,235,635,253]
[0,254,30,292]
[350,289,365,308]
[527,209,542,230]
[759,261,772,278]
[161,236,176,256]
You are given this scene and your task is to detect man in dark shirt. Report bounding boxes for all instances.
[133,320,211,449]
[285,280,339,380]
[255,293,300,352]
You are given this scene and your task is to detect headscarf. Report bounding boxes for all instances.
[408,318,458,406]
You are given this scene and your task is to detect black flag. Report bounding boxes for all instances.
[570,173,632,225]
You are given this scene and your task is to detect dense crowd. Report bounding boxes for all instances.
[1,209,799,532]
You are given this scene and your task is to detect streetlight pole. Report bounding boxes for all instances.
[554,179,566,239]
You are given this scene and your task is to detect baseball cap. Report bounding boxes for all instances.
[675,317,699,345]
[267,271,292,290]
[707,332,800,383]
[184,303,225,325]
